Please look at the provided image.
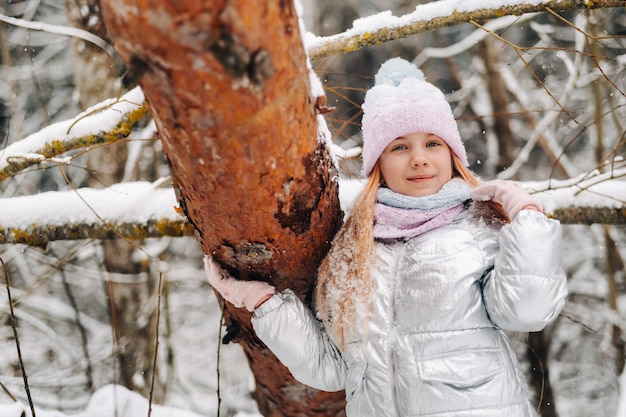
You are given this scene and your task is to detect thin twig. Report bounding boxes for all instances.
[546,6,626,100]
[65,98,141,135]
[1,257,36,417]
[56,164,156,259]
[0,380,17,402]
[161,275,175,392]
[148,272,163,417]
[469,19,581,125]
[559,312,598,333]
[99,247,119,417]
[58,265,94,391]
[216,300,225,417]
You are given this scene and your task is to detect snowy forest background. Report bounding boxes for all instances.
[0,0,625,416]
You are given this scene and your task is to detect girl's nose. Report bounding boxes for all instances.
[410,150,428,166]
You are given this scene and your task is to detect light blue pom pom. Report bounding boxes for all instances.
[374,57,425,86]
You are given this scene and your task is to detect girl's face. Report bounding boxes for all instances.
[378,132,453,197]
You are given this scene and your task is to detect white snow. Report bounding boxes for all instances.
[0,384,249,417]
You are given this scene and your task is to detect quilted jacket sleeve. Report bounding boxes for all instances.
[251,289,346,392]
[482,210,568,332]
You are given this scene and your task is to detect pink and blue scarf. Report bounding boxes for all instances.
[373,179,470,239]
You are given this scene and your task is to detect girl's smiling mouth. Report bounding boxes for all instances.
[408,175,434,182]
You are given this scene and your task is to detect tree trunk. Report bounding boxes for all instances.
[99,0,345,415]
[477,37,514,173]
[527,330,558,417]
[604,227,625,375]
[66,0,165,401]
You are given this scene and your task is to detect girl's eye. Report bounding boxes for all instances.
[426,141,442,148]
[391,144,408,151]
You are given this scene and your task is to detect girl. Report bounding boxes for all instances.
[204,58,568,417]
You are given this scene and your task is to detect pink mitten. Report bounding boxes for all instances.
[470,180,542,220]
[203,255,275,312]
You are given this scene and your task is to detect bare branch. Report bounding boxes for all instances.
[307,0,623,60]
[0,13,122,69]
[1,257,36,417]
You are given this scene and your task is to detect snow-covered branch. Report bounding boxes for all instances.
[305,0,622,60]
[0,88,147,183]
[522,166,626,224]
[551,206,626,224]
[0,218,193,247]
[0,13,121,67]
[0,172,624,246]
[0,181,192,247]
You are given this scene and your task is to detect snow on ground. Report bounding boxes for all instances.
[0,384,259,417]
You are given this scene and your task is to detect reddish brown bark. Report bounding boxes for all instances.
[99,0,345,415]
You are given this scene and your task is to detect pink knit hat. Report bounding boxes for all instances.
[361,58,468,176]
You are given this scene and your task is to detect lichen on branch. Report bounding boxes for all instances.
[0,219,194,247]
[0,88,148,183]
[306,0,622,60]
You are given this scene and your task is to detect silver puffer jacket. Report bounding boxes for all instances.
[252,209,568,417]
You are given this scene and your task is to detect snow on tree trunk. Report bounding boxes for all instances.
[99,0,345,415]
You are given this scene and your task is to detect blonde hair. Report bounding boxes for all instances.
[452,154,479,186]
[315,153,502,349]
[316,166,380,348]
